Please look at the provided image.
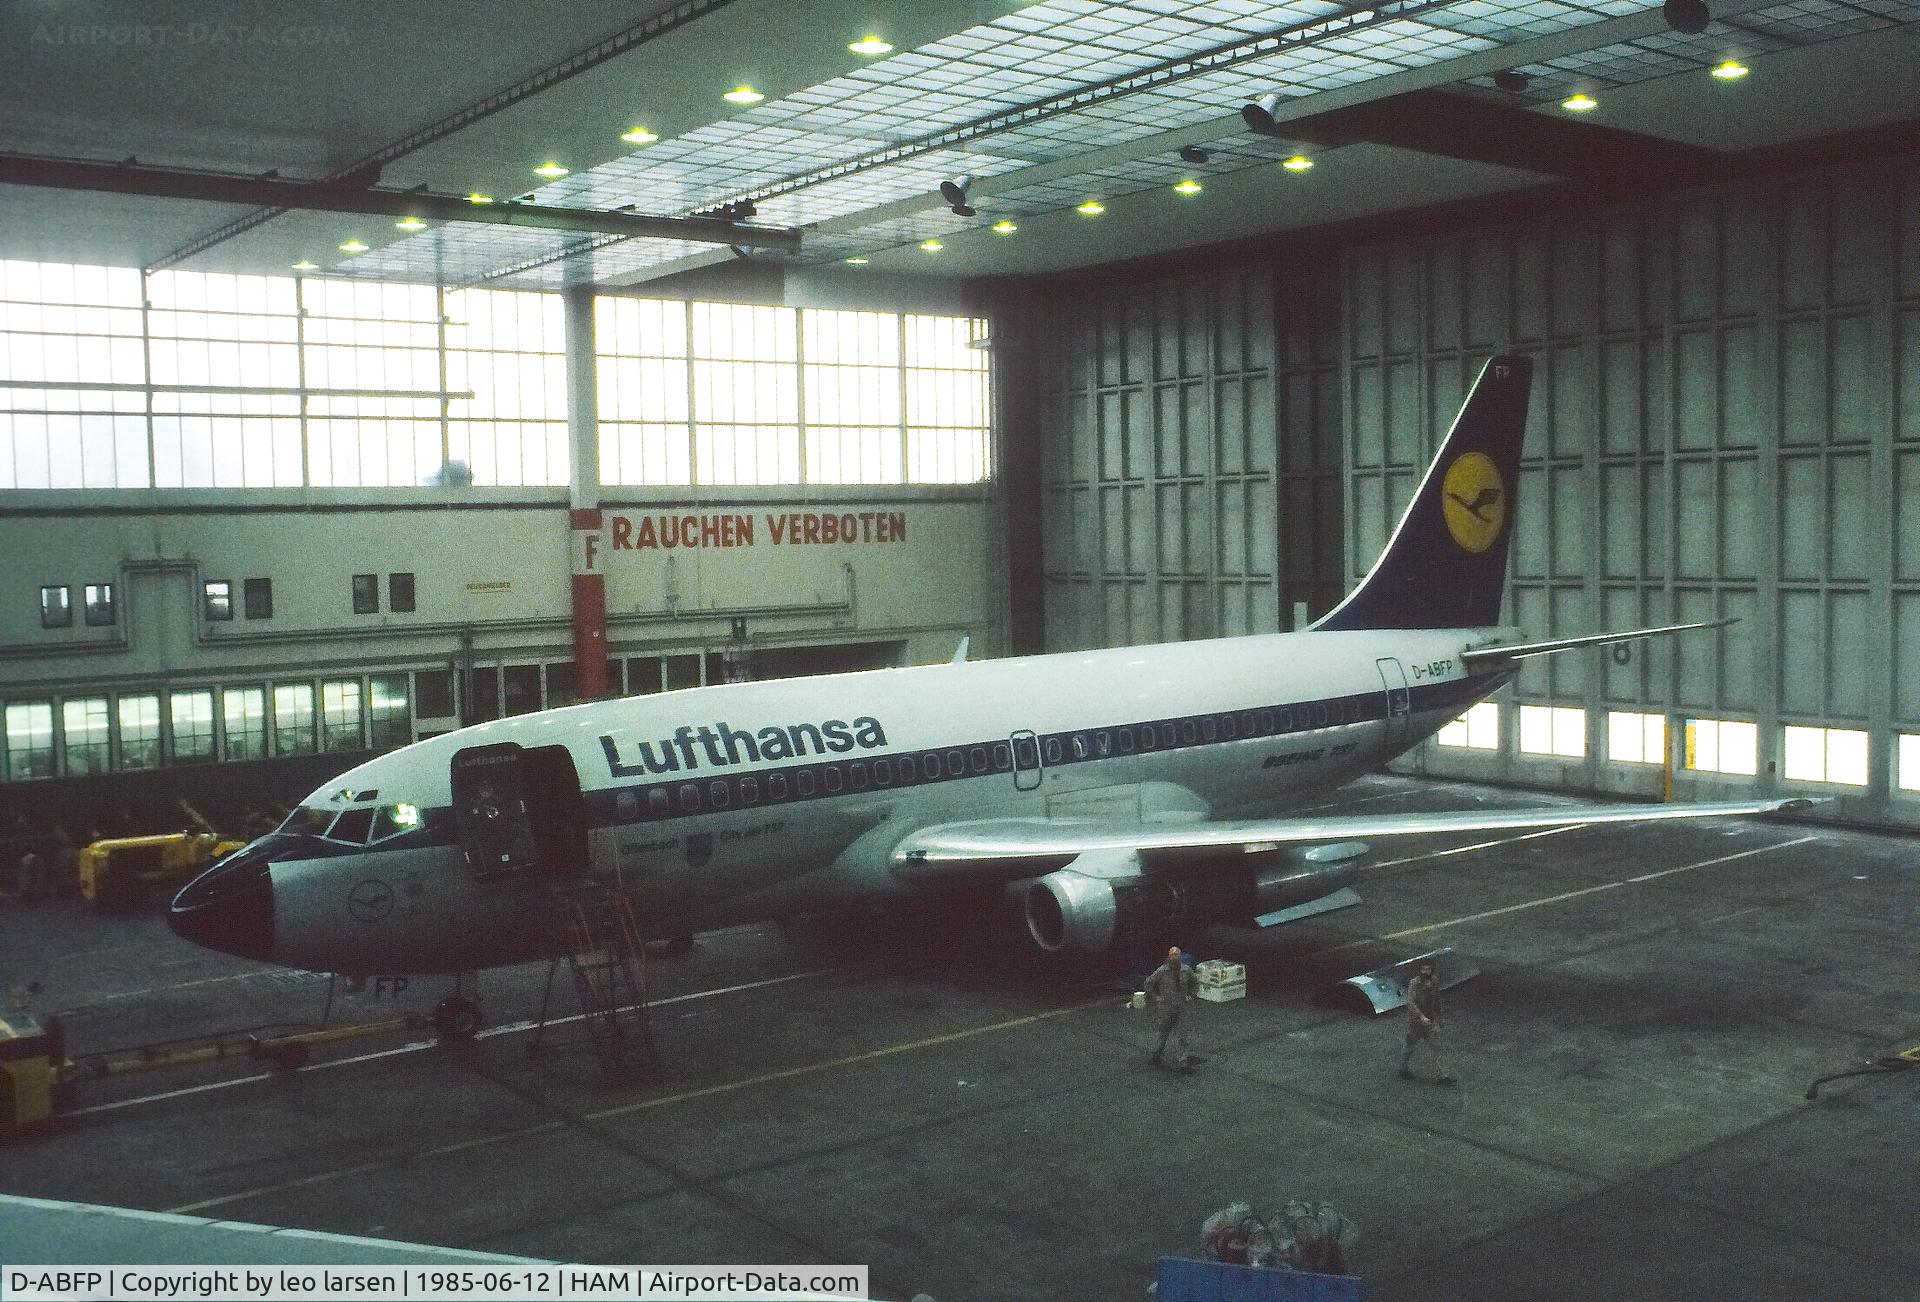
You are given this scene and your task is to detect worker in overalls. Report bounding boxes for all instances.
[1399,960,1457,1085]
[1145,945,1200,1070]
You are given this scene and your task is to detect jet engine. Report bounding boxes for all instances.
[1022,842,1366,955]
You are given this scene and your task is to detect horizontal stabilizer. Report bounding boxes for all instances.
[1255,885,1363,928]
[1461,617,1734,665]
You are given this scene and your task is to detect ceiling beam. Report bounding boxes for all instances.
[0,154,799,250]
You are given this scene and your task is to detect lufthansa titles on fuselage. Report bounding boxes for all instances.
[600,716,889,777]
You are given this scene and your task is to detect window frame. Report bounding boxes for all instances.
[39,584,72,628]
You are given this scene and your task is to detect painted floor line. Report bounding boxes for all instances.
[1378,835,1817,941]
[1369,823,1582,870]
[69,967,843,1118]
[163,998,1106,1215]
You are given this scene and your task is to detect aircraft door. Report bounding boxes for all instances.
[451,742,587,881]
[1010,729,1043,792]
[1375,657,1412,744]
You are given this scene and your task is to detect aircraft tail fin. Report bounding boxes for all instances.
[1312,354,1533,631]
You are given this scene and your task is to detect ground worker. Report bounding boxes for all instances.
[1145,945,1201,1070]
[1399,959,1457,1085]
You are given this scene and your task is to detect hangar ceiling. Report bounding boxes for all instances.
[1,0,1916,289]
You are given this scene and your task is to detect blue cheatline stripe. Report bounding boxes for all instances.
[309,673,1496,855]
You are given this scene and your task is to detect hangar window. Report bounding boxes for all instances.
[83,583,115,626]
[39,585,71,628]
[1437,702,1499,750]
[1782,725,1868,786]
[202,581,233,621]
[222,686,267,761]
[169,690,215,762]
[3,702,55,780]
[1519,705,1586,757]
[118,694,161,771]
[244,578,273,620]
[368,676,411,749]
[351,574,379,615]
[61,697,110,775]
[272,683,316,756]
[1899,736,1920,792]
[322,679,365,752]
[389,573,415,613]
[1607,711,1666,765]
[415,669,455,720]
[1682,718,1758,776]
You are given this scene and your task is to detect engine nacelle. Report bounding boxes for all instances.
[1022,841,1367,955]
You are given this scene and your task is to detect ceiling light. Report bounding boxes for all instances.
[1493,69,1529,93]
[1663,0,1710,34]
[621,126,660,145]
[1282,155,1314,172]
[845,256,870,265]
[1179,145,1211,165]
[532,161,569,179]
[1561,92,1598,112]
[723,85,764,104]
[1241,92,1281,132]
[920,239,943,252]
[992,219,1018,234]
[465,192,493,205]
[1710,58,1748,79]
[1173,179,1203,196]
[291,260,318,271]
[338,239,368,254]
[1076,200,1105,216]
[395,216,427,231]
[848,35,892,55]
[939,177,975,217]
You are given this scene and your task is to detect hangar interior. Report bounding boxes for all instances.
[3,2,1920,1300]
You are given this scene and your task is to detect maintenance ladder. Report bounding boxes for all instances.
[530,876,656,1083]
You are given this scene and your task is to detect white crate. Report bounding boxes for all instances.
[1196,979,1246,1002]
[1194,959,1245,986]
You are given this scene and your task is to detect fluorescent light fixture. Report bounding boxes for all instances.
[1173,178,1203,195]
[1561,92,1599,112]
[1710,59,1748,79]
[920,239,943,252]
[844,256,870,265]
[992,219,1018,234]
[395,216,427,231]
[1076,199,1105,216]
[848,35,891,55]
[621,126,660,144]
[723,85,764,104]
[338,239,368,254]
[533,161,569,179]
[465,192,493,205]
[1282,155,1314,172]
[290,260,318,271]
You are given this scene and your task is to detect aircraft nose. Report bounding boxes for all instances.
[168,841,276,961]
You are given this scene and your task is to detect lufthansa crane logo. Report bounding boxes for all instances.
[1441,452,1506,554]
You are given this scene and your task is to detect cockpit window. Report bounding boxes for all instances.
[327,808,375,844]
[282,806,335,837]
[369,803,422,843]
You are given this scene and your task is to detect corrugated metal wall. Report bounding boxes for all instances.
[1030,151,1920,825]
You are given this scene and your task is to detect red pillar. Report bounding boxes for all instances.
[569,507,609,700]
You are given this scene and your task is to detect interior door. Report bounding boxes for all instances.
[450,742,586,880]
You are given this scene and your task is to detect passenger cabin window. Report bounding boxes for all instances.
[648,789,671,816]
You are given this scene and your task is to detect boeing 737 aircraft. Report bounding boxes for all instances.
[170,354,1803,994]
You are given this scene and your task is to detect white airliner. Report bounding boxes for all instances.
[170,355,1804,991]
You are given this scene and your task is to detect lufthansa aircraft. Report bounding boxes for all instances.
[170,355,1803,983]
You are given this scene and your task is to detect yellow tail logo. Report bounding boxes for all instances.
[1441,452,1505,553]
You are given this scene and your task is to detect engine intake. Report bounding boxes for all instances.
[1022,842,1366,955]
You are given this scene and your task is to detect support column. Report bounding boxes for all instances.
[564,287,609,701]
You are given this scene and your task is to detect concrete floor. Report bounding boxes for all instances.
[3,774,1917,1302]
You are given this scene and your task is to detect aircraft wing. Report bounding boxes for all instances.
[890,796,1814,885]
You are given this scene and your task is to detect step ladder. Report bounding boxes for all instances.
[530,876,656,1083]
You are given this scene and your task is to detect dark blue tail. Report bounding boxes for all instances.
[1313,354,1533,631]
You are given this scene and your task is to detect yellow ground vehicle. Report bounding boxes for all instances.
[0,1011,74,1138]
[77,832,245,912]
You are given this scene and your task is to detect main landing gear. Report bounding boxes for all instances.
[433,974,484,1043]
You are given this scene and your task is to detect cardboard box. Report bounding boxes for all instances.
[1196,979,1245,1003]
